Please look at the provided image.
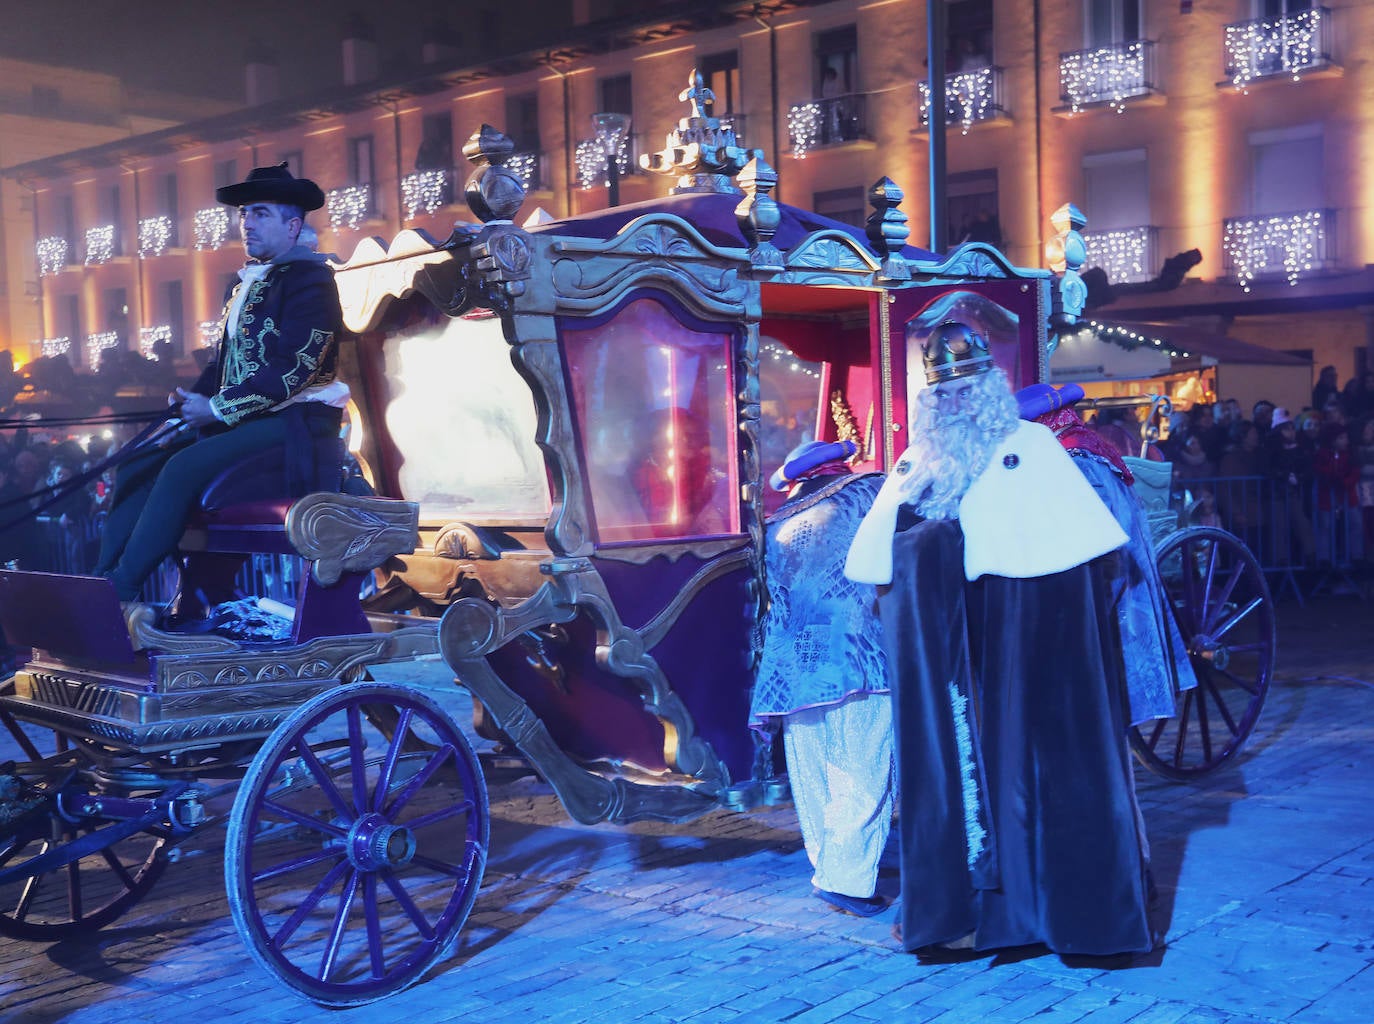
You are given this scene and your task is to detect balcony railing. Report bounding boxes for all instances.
[138,324,173,360]
[326,183,376,231]
[40,336,72,358]
[507,152,548,193]
[1223,208,1334,291]
[84,224,115,265]
[1083,225,1157,284]
[138,215,176,257]
[787,93,869,158]
[575,135,638,191]
[401,169,455,219]
[35,236,69,276]
[86,330,119,370]
[1059,40,1157,113]
[919,66,1006,135]
[1224,6,1332,91]
[194,207,232,250]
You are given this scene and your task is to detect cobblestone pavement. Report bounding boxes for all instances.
[2,595,1372,1024]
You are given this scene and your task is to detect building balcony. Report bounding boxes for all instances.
[1083,225,1157,285]
[1223,6,1334,92]
[40,336,72,359]
[138,215,177,257]
[138,325,173,360]
[193,207,233,250]
[84,225,117,265]
[1058,40,1159,114]
[786,93,869,158]
[86,330,120,369]
[507,152,550,194]
[919,66,1007,135]
[326,183,379,231]
[35,236,71,276]
[401,169,456,220]
[575,134,639,191]
[1223,208,1334,292]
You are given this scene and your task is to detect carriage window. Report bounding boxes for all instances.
[378,312,549,518]
[758,335,823,511]
[562,296,739,542]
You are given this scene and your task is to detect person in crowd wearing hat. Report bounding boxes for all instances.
[94,164,347,613]
[749,438,893,918]
[846,321,1155,959]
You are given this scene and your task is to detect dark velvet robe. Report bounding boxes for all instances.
[881,518,1153,956]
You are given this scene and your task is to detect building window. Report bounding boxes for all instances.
[503,96,538,153]
[815,25,858,96]
[278,151,303,178]
[100,184,122,256]
[1082,149,1152,282]
[947,0,994,70]
[161,172,179,246]
[161,279,184,356]
[947,169,1001,246]
[1085,0,1141,47]
[599,73,633,118]
[1257,0,1313,16]
[813,186,866,230]
[700,51,740,114]
[1250,125,1322,214]
[416,112,454,171]
[349,136,376,186]
[215,159,238,189]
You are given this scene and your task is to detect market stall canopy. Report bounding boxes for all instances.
[1049,318,1309,384]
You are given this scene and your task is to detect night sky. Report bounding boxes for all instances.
[0,0,501,105]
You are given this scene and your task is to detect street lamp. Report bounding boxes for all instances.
[591,111,631,207]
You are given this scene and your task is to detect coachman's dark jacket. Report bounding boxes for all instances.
[194,246,342,425]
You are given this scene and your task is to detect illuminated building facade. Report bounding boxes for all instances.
[5,0,1372,388]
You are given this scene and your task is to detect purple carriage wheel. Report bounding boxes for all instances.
[1130,525,1277,780]
[224,682,489,1006]
[0,707,169,939]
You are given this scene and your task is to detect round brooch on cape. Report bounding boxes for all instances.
[1002,454,1020,469]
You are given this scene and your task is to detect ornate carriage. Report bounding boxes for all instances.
[0,76,1273,1005]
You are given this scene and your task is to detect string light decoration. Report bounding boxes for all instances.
[198,320,222,348]
[1223,210,1326,291]
[194,206,230,249]
[1083,226,1154,284]
[1225,7,1325,92]
[327,184,372,230]
[761,339,822,379]
[508,152,539,192]
[575,137,631,190]
[36,236,68,276]
[1059,41,1151,114]
[786,102,823,158]
[85,224,115,265]
[86,330,119,369]
[1086,320,1191,359]
[919,67,999,135]
[401,169,450,219]
[40,336,71,358]
[138,324,172,359]
[138,215,173,257]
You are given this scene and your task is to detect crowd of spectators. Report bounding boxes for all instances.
[1087,366,1374,573]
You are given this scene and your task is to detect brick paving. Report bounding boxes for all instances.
[2,594,1372,1024]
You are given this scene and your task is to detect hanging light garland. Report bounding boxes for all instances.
[138,324,172,359]
[85,225,114,265]
[198,320,222,348]
[1225,8,1324,92]
[36,236,68,276]
[86,330,119,369]
[575,137,630,190]
[507,152,538,192]
[40,336,71,358]
[1223,210,1325,291]
[1083,227,1153,284]
[786,102,823,159]
[194,206,230,250]
[1059,41,1148,114]
[1086,320,1190,359]
[138,215,173,258]
[919,67,997,135]
[401,169,450,219]
[761,339,822,379]
[327,184,372,230]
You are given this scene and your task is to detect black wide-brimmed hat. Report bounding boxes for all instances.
[216,163,325,211]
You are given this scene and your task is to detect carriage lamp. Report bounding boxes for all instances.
[591,112,631,208]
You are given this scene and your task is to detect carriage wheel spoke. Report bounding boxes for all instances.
[260,797,348,840]
[319,867,362,981]
[380,867,438,939]
[1210,596,1263,643]
[1200,672,1242,735]
[99,846,139,890]
[291,742,355,822]
[270,856,351,947]
[363,871,386,979]
[400,800,473,834]
[347,705,368,815]
[1172,688,1195,767]
[383,745,456,819]
[373,708,416,812]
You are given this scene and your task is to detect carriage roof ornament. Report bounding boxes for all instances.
[640,69,765,195]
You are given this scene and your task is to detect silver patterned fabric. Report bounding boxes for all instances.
[750,473,888,726]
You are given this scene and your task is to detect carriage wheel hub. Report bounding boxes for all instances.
[348,813,417,870]
[1192,638,1230,670]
